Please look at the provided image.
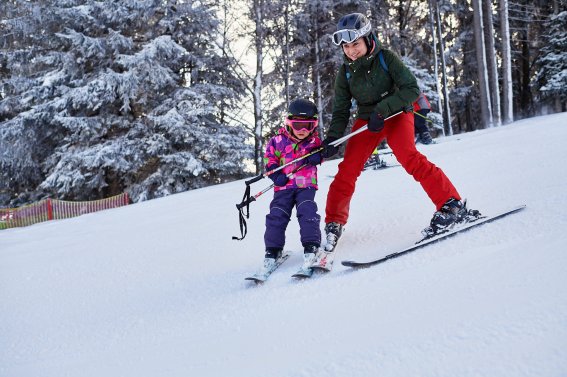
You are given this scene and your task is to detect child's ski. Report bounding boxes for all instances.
[310,251,336,272]
[291,265,314,279]
[342,205,526,269]
[245,252,291,283]
[291,251,322,279]
[309,227,343,273]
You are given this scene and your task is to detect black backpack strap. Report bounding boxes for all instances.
[378,50,389,73]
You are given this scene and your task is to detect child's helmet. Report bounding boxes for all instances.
[288,98,318,119]
[286,99,318,135]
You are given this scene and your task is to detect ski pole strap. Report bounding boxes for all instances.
[232,183,252,240]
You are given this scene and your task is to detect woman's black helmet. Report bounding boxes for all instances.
[332,13,372,46]
[288,98,318,119]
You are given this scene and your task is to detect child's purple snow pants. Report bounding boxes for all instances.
[264,188,321,251]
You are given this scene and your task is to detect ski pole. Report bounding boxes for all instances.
[413,110,433,123]
[244,145,328,185]
[245,110,405,185]
[328,110,405,147]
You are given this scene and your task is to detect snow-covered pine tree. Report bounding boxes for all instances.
[472,0,493,128]
[0,0,250,205]
[536,10,567,113]
[443,0,481,133]
[403,57,443,133]
[283,0,338,138]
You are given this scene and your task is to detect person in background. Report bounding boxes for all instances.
[414,92,434,145]
[261,98,323,274]
[320,13,479,260]
[363,147,386,170]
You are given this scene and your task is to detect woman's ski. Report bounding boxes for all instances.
[342,205,526,269]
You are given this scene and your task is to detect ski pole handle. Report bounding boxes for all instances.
[245,174,264,185]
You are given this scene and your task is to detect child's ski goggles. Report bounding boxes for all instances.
[285,118,318,132]
[331,23,371,45]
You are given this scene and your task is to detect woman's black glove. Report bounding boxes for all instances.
[321,137,339,159]
[367,111,385,132]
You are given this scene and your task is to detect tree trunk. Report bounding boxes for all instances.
[283,0,290,107]
[428,0,444,135]
[519,7,532,119]
[397,0,406,56]
[435,0,452,135]
[483,0,501,126]
[499,0,514,124]
[472,0,493,128]
[314,24,324,139]
[252,0,264,174]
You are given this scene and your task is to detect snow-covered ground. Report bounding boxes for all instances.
[1,113,567,377]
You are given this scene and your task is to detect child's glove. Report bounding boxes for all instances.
[305,151,322,166]
[269,171,289,187]
[266,165,289,187]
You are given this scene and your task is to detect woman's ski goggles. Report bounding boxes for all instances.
[285,118,318,132]
[331,23,371,45]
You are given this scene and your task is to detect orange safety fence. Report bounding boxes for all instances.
[0,193,129,230]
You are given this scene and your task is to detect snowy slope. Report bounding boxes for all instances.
[1,113,567,377]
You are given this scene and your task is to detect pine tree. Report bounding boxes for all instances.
[536,10,567,112]
[0,0,249,205]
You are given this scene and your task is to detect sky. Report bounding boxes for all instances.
[1,112,566,377]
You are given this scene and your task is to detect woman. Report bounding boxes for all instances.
[320,13,477,255]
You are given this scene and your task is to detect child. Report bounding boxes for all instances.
[261,98,323,274]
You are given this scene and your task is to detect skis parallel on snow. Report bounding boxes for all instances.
[341,205,526,269]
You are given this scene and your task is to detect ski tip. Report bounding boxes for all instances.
[291,273,313,279]
[341,260,362,268]
[245,276,265,283]
[310,266,332,273]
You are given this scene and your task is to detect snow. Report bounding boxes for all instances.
[1,113,567,377]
